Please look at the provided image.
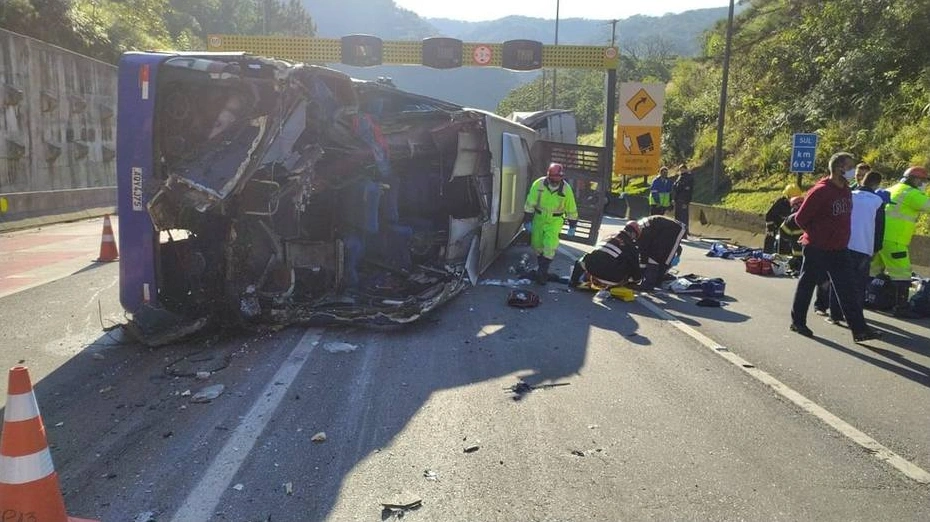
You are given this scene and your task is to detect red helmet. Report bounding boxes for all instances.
[547,162,564,181]
[622,220,641,240]
[904,166,928,180]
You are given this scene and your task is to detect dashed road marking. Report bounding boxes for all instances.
[170,328,323,521]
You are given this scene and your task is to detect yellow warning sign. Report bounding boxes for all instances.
[625,89,657,121]
[614,125,662,177]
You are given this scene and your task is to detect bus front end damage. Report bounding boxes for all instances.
[128,55,494,345]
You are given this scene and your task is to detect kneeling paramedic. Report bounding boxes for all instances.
[524,163,579,284]
[636,215,687,289]
[570,221,642,288]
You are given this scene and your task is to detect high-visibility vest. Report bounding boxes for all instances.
[524,177,578,220]
[649,176,673,207]
[883,182,930,246]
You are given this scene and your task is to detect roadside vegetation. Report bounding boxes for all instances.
[502,0,930,233]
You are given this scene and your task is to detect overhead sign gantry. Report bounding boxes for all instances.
[206,34,621,175]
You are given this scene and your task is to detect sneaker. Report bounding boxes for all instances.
[790,323,814,337]
[825,317,846,328]
[853,328,882,343]
[813,308,828,317]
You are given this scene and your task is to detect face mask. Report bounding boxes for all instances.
[843,168,856,181]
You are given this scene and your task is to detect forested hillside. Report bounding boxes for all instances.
[430,7,740,56]
[0,0,314,63]
[667,0,930,190]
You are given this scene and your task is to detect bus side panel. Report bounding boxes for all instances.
[116,53,163,314]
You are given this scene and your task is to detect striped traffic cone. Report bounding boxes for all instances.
[0,366,97,522]
[96,214,118,262]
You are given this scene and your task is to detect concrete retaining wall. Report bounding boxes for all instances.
[0,29,117,230]
[688,202,930,269]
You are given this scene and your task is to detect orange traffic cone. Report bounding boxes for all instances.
[96,214,118,262]
[0,366,98,522]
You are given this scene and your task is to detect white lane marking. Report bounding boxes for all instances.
[170,328,323,521]
[636,296,930,484]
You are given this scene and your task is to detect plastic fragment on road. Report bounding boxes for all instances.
[423,470,439,481]
[311,431,327,442]
[232,483,244,491]
[284,482,294,495]
[323,342,358,353]
[191,384,225,403]
[196,371,211,380]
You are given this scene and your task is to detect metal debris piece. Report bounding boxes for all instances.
[191,384,225,403]
[380,492,422,511]
[423,470,438,481]
[571,450,586,457]
[463,445,480,453]
[323,342,358,353]
[311,431,327,443]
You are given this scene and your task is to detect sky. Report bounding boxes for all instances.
[392,0,733,22]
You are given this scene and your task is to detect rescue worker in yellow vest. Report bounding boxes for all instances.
[523,163,579,284]
[871,166,930,317]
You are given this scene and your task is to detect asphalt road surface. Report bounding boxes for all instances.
[1,217,928,521]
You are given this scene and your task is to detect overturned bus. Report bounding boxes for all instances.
[116,52,608,345]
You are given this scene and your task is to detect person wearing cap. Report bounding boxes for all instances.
[764,183,804,253]
[672,164,694,236]
[789,151,881,343]
[523,162,579,285]
[569,221,642,288]
[870,165,930,317]
[649,167,674,216]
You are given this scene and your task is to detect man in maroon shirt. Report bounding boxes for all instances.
[790,152,881,343]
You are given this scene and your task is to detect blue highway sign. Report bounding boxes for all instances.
[791,133,818,173]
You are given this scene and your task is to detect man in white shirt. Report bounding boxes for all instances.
[826,170,886,326]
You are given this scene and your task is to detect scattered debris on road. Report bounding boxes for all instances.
[423,470,439,481]
[133,511,156,522]
[479,278,532,287]
[180,389,192,397]
[571,450,586,457]
[464,444,480,453]
[92,352,106,360]
[196,371,211,380]
[506,380,571,399]
[284,482,294,495]
[232,483,245,491]
[99,385,114,394]
[324,342,358,353]
[381,492,423,518]
[191,384,225,403]
[311,431,327,443]
[506,289,541,308]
